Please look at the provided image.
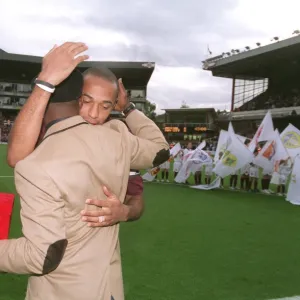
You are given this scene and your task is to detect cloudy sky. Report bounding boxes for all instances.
[1,0,299,113]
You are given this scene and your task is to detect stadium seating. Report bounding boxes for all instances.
[238,89,300,112]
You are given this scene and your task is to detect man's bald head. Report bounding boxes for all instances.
[79,67,120,125]
[82,67,119,100]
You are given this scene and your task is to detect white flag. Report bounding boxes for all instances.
[214,124,253,178]
[214,130,230,162]
[175,149,212,183]
[254,129,289,171]
[142,167,160,182]
[286,155,300,205]
[189,149,213,174]
[170,143,181,157]
[249,111,275,152]
[273,129,289,162]
[190,177,221,190]
[197,141,206,151]
[236,134,247,144]
[253,140,275,171]
[280,124,300,159]
[214,126,247,163]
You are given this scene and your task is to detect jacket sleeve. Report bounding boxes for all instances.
[125,110,170,169]
[0,160,67,275]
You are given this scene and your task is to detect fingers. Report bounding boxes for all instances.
[82,215,116,227]
[60,42,77,50]
[69,43,89,65]
[44,44,58,58]
[102,185,113,198]
[68,43,87,54]
[81,216,104,223]
[53,42,88,57]
[74,54,89,65]
[87,219,115,227]
[118,78,126,94]
[48,44,58,54]
[80,208,111,217]
[86,198,111,207]
[71,44,88,59]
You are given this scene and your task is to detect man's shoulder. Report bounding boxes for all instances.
[14,155,45,180]
[71,119,128,139]
[103,119,128,133]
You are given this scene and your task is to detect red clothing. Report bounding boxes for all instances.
[126,175,143,196]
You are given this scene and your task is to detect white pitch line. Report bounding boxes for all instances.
[269,297,300,300]
[0,176,14,178]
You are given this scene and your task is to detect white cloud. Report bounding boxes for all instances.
[150,66,221,90]
[223,0,300,50]
[0,0,299,113]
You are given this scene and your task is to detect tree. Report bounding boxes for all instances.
[180,100,189,108]
[144,100,156,120]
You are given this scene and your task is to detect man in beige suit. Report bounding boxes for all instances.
[0,63,169,299]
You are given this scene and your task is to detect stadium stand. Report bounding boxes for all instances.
[203,34,300,134]
[0,49,155,143]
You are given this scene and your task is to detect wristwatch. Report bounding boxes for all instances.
[123,102,136,117]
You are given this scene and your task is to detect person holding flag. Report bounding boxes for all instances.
[205,161,214,185]
[248,149,260,192]
[159,156,171,183]
[173,148,183,179]
[277,158,292,196]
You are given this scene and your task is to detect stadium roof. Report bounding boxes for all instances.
[0,49,155,87]
[202,35,300,80]
[163,108,216,113]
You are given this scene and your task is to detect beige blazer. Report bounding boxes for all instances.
[0,110,169,300]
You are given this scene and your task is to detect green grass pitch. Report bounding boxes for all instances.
[0,145,300,300]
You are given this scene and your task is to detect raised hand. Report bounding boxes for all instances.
[39,42,89,86]
[114,78,130,112]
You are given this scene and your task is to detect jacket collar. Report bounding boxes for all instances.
[42,115,88,141]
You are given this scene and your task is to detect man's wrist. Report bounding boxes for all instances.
[121,204,130,222]
[123,102,136,117]
[37,72,57,86]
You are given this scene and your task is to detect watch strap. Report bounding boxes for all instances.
[123,102,136,117]
[35,79,55,89]
[34,79,55,93]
